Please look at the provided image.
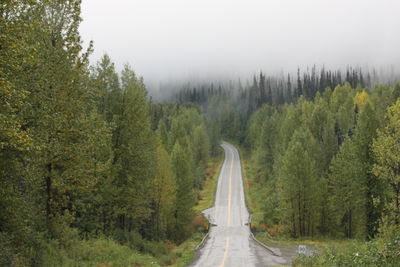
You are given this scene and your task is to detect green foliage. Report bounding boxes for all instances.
[3,1,399,265]
[1,1,212,265]
[329,138,366,238]
[243,81,399,242]
[170,143,195,243]
[294,225,400,267]
[148,144,177,240]
[111,64,157,231]
[372,99,400,224]
[39,237,162,267]
[278,129,320,237]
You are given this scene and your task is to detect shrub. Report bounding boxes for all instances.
[294,228,400,267]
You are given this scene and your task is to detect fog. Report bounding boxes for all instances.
[80,0,400,90]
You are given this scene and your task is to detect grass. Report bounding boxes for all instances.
[41,238,162,267]
[293,231,400,267]
[166,232,204,267]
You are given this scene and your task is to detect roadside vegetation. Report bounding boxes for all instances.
[236,87,400,266]
[21,154,221,267]
[2,1,400,267]
[176,74,400,265]
[1,2,224,266]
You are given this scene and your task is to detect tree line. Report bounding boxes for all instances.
[174,65,394,117]
[246,83,399,238]
[2,1,399,266]
[1,1,211,265]
[175,69,399,240]
[172,63,400,241]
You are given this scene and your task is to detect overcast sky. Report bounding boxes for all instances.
[80,0,400,84]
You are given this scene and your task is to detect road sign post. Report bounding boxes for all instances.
[298,245,307,255]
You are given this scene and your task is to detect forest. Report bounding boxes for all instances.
[1,1,214,266]
[174,66,400,265]
[1,1,400,267]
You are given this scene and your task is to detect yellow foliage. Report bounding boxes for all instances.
[354,91,370,106]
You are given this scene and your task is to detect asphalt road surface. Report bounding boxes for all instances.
[188,142,290,267]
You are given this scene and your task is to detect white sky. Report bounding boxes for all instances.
[80,0,400,84]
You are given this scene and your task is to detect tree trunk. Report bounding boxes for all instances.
[395,182,400,224]
[291,199,297,237]
[298,193,302,236]
[46,163,52,220]
[348,209,352,238]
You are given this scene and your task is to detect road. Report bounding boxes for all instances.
[188,142,290,267]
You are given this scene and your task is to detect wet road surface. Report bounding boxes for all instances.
[188,142,290,267]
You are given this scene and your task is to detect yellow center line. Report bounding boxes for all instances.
[219,147,234,267]
[219,237,230,267]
